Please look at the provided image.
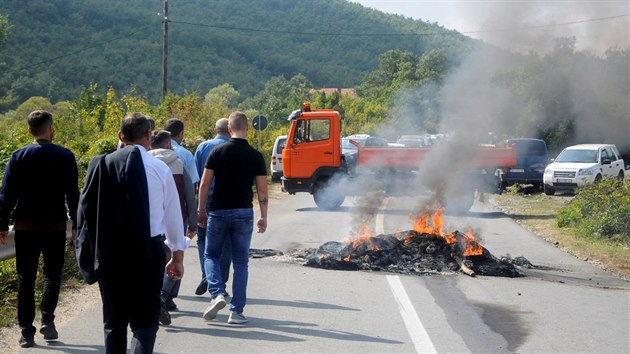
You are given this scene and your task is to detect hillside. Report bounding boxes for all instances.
[0,0,470,110]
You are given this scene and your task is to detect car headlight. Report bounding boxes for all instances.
[578,169,593,176]
[544,169,553,175]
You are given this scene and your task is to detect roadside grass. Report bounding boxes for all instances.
[490,190,630,280]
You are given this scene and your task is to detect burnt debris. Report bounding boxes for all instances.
[298,230,525,277]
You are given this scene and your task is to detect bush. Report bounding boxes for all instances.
[557,179,630,238]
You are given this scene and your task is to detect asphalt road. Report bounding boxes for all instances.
[7,188,630,353]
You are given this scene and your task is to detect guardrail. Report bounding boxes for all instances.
[0,222,73,261]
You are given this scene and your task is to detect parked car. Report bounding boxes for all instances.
[270,135,287,182]
[496,138,549,193]
[543,143,625,195]
[345,134,389,147]
[396,135,428,147]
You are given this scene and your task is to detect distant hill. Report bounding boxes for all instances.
[0,0,470,108]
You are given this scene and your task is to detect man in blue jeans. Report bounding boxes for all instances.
[193,118,231,296]
[197,111,268,324]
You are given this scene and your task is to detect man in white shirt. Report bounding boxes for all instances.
[78,113,186,353]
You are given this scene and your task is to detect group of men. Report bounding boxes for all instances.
[0,110,268,353]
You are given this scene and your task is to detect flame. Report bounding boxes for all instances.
[462,229,483,256]
[347,209,484,258]
[410,209,482,256]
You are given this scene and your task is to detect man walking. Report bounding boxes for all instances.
[164,118,199,186]
[197,111,268,324]
[149,130,197,323]
[0,110,79,348]
[193,118,231,296]
[77,113,186,353]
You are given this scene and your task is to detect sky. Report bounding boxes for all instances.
[352,0,630,54]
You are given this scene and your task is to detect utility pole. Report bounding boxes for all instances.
[161,0,169,100]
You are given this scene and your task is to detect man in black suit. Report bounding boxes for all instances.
[78,113,186,354]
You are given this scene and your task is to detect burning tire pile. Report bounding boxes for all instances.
[282,209,531,278]
[302,230,525,277]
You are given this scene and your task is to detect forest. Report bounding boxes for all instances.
[0,1,628,185]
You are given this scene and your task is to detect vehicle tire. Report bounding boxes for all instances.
[543,184,555,196]
[618,170,624,182]
[313,181,345,210]
[594,174,602,183]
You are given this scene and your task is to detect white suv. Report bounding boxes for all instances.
[543,144,625,195]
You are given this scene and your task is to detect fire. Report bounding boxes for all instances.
[410,209,482,257]
[346,208,484,259]
[461,229,483,256]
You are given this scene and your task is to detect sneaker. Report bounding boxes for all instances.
[202,294,226,320]
[195,277,208,296]
[19,335,35,348]
[159,304,172,326]
[164,298,178,311]
[40,323,58,340]
[228,311,248,324]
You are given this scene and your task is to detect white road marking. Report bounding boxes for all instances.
[387,275,438,354]
[375,197,388,235]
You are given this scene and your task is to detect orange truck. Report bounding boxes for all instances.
[281,103,517,211]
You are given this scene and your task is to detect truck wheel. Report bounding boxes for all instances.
[618,170,624,181]
[543,184,555,195]
[313,182,345,210]
[594,174,602,183]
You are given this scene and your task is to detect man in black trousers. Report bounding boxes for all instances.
[77,113,186,353]
[0,110,79,348]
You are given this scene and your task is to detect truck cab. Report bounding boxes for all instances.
[281,103,346,208]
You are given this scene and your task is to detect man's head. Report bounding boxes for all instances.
[228,111,248,137]
[28,110,54,140]
[150,130,172,150]
[119,112,152,147]
[164,118,184,143]
[215,118,229,137]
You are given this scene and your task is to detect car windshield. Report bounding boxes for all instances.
[555,149,598,163]
[508,140,547,156]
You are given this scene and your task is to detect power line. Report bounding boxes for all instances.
[168,13,630,37]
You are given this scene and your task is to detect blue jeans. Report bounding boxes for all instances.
[204,208,253,313]
[197,225,232,287]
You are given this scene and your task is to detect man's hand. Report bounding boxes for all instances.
[197,210,207,228]
[165,258,184,280]
[256,217,267,234]
[0,230,8,246]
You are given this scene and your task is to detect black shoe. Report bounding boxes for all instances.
[19,335,35,348]
[195,277,208,296]
[40,323,58,340]
[159,304,171,326]
[165,298,178,311]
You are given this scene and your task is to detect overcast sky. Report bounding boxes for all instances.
[351,0,630,54]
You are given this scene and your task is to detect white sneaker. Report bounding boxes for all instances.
[228,311,248,324]
[202,294,226,320]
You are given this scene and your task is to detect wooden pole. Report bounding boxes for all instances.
[162,0,169,100]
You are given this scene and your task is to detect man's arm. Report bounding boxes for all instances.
[255,175,268,233]
[197,168,214,227]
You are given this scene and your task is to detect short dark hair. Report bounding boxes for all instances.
[120,112,151,143]
[164,118,184,136]
[150,130,171,149]
[28,110,53,136]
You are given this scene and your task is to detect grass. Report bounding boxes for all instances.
[490,191,630,280]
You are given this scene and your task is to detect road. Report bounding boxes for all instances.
[6,187,630,353]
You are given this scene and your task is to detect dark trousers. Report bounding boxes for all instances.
[14,229,66,337]
[98,236,165,354]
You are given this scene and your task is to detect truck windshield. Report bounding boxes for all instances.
[556,149,598,163]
